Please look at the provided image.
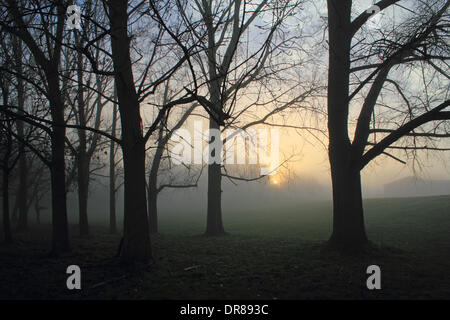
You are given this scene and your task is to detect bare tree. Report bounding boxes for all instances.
[103,0,202,262]
[146,92,198,234]
[161,0,307,235]
[326,0,449,249]
[70,23,111,236]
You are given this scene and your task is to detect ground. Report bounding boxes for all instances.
[0,195,449,299]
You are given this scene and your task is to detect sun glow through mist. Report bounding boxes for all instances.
[269,174,284,187]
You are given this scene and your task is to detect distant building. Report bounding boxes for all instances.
[384,176,450,198]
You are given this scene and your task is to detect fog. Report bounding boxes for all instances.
[49,128,449,227]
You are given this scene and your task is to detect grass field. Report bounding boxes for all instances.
[0,195,449,299]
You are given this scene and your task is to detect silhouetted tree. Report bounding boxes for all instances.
[326,0,449,249]
[160,0,307,235]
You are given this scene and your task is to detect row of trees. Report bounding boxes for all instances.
[0,0,311,262]
[0,0,448,262]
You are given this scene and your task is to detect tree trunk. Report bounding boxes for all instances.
[109,171,117,234]
[327,0,367,249]
[205,118,225,236]
[2,168,12,244]
[77,152,89,236]
[108,0,151,262]
[328,163,368,248]
[50,126,70,254]
[14,36,28,232]
[120,139,151,261]
[48,71,70,255]
[16,152,28,231]
[35,200,41,225]
[109,99,117,234]
[147,175,158,234]
[76,38,89,237]
[147,124,164,235]
[11,196,18,223]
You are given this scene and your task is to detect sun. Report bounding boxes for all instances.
[269,174,284,187]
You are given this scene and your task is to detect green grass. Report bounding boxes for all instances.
[0,195,449,299]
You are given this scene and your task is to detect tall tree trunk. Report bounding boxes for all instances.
[2,167,12,244]
[108,0,151,262]
[14,36,28,232]
[76,40,89,236]
[109,100,117,234]
[203,2,226,236]
[48,72,70,255]
[327,0,367,249]
[205,118,225,236]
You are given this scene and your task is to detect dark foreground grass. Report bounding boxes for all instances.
[0,195,449,299]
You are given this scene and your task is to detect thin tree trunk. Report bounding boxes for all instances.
[109,98,117,234]
[147,172,158,234]
[35,200,41,225]
[108,0,151,262]
[2,167,12,244]
[77,152,89,236]
[205,118,225,236]
[11,197,18,223]
[76,40,89,236]
[14,36,28,232]
[147,100,195,234]
[147,187,158,234]
[147,122,164,234]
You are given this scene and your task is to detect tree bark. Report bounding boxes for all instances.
[205,118,225,236]
[108,0,151,262]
